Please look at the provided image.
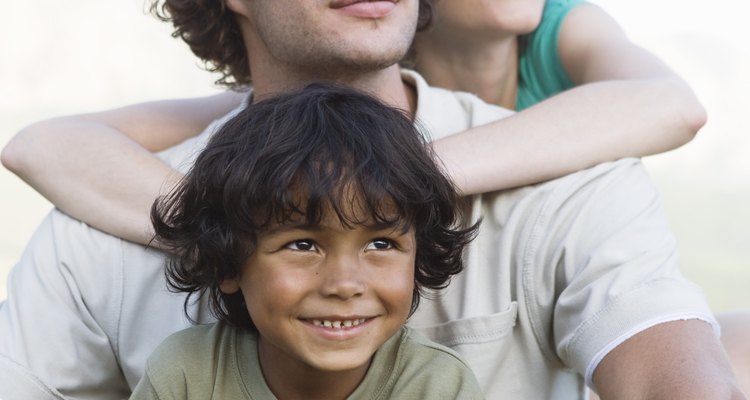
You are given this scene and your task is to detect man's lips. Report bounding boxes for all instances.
[329,0,398,18]
[330,0,397,9]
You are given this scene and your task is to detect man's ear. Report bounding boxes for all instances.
[219,278,241,294]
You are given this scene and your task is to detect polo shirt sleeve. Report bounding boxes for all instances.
[523,158,718,388]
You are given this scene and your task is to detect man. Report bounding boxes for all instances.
[0,0,744,399]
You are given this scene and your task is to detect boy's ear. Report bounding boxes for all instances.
[219,278,241,294]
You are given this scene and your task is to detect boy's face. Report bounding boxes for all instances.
[221,202,416,376]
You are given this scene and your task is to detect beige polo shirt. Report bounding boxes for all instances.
[0,71,716,400]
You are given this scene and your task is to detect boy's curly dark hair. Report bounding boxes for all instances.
[149,0,433,87]
[152,83,478,330]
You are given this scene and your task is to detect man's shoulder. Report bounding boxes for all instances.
[537,157,656,209]
[494,157,650,203]
[482,158,659,247]
[475,157,657,261]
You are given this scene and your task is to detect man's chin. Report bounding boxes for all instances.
[300,49,408,78]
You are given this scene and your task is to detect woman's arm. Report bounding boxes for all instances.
[2,6,703,243]
[1,91,244,244]
[431,3,706,195]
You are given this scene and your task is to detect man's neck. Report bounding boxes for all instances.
[251,64,417,118]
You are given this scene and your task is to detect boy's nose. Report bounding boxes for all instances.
[319,254,367,300]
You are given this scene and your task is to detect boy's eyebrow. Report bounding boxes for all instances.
[263,222,321,236]
[367,221,406,233]
[262,220,406,236]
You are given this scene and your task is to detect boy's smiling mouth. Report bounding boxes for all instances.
[310,318,368,328]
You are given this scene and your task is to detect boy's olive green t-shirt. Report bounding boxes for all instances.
[130,324,484,400]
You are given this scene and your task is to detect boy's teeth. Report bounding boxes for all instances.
[311,318,365,328]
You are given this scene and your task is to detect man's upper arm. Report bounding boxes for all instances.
[593,319,745,399]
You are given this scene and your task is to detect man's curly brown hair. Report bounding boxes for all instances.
[150,0,433,87]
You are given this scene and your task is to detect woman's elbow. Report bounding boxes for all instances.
[669,78,708,146]
[681,95,708,140]
[1,119,55,180]
[1,127,33,177]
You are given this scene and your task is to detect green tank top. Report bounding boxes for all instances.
[517,0,586,110]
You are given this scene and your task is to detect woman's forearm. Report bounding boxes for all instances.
[1,92,243,245]
[2,117,181,245]
[432,77,706,196]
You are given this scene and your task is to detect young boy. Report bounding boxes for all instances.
[130,83,483,399]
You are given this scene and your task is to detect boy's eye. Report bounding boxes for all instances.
[367,238,394,250]
[285,240,316,251]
